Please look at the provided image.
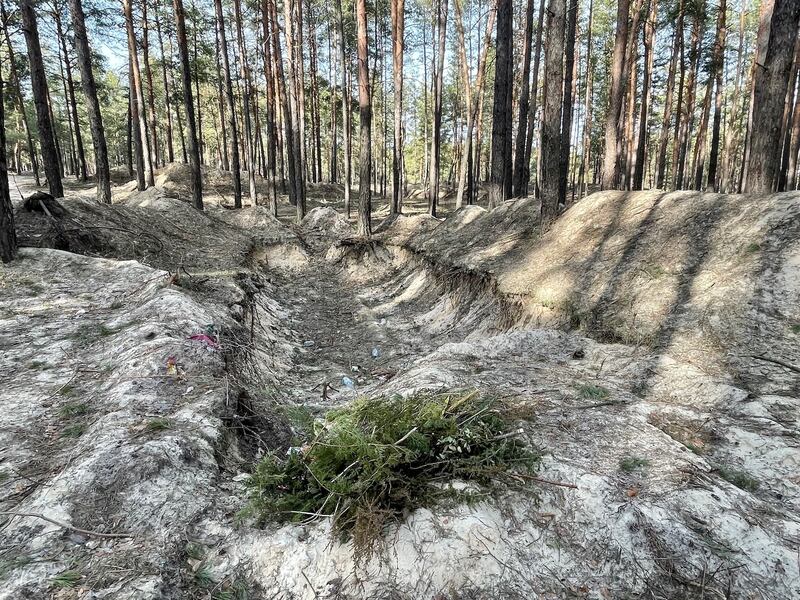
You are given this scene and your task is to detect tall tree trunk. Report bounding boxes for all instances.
[54,5,88,182]
[173,0,203,208]
[655,0,683,189]
[558,0,577,202]
[337,0,352,216]
[427,0,448,216]
[540,0,566,221]
[633,0,657,190]
[284,0,307,218]
[124,0,154,188]
[233,0,258,204]
[788,56,800,190]
[720,6,746,192]
[675,8,702,190]
[355,0,371,236]
[0,62,17,262]
[1,4,40,187]
[744,0,800,193]
[777,32,800,191]
[154,3,175,164]
[329,21,338,183]
[521,0,546,197]
[488,0,512,208]
[512,0,536,197]
[142,0,160,168]
[705,0,727,191]
[57,30,78,178]
[600,0,629,190]
[214,0,242,207]
[390,0,405,213]
[261,0,279,214]
[20,0,63,198]
[455,0,496,208]
[268,0,295,207]
[214,25,229,171]
[578,0,593,198]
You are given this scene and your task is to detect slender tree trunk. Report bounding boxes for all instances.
[268,0,295,207]
[745,0,800,193]
[488,0,512,208]
[20,0,63,198]
[391,0,405,213]
[261,0,278,214]
[578,0,593,198]
[355,0,371,235]
[455,0,496,208]
[720,6,746,192]
[0,63,17,262]
[214,26,229,171]
[705,0,727,191]
[558,0,577,202]
[633,0,657,190]
[124,0,154,188]
[283,0,306,218]
[173,0,203,208]
[427,0,448,216]
[788,56,800,190]
[521,0,546,197]
[512,0,535,197]
[214,0,242,207]
[1,5,40,187]
[655,0,683,189]
[56,32,78,178]
[154,3,175,164]
[337,0,352,216]
[675,9,702,190]
[233,0,258,204]
[777,33,800,191]
[540,0,566,220]
[54,6,88,182]
[600,0,629,190]
[329,21,338,183]
[142,0,160,168]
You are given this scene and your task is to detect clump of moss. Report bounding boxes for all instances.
[716,465,760,492]
[619,456,650,472]
[247,391,538,558]
[576,383,610,400]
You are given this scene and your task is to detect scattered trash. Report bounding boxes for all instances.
[166,356,178,376]
[183,386,194,396]
[287,446,304,456]
[188,333,219,350]
[351,365,360,373]
[303,340,315,347]
[342,376,355,389]
[371,347,381,359]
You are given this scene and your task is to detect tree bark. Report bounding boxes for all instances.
[745,0,800,193]
[233,0,258,205]
[142,0,160,168]
[390,0,405,213]
[577,0,593,197]
[558,0,577,202]
[655,0,683,189]
[53,4,88,182]
[633,0,657,190]
[488,0,512,208]
[214,0,242,208]
[0,63,17,262]
[540,0,566,221]
[260,0,279,214]
[512,0,535,197]
[337,0,352,216]
[20,0,63,198]
[283,0,307,219]
[427,0,448,217]
[522,0,546,197]
[124,0,154,189]
[154,3,175,164]
[173,0,203,208]
[705,0,727,191]
[600,0,629,190]
[355,0,371,236]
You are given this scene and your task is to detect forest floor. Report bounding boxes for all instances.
[1,167,799,599]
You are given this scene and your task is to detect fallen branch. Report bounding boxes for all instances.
[512,473,579,489]
[749,354,800,374]
[0,511,132,539]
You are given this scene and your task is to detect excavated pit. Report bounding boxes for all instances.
[1,176,799,599]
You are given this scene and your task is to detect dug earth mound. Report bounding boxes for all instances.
[1,178,798,599]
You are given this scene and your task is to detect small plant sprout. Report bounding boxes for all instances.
[619,456,650,472]
[51,570,82,589]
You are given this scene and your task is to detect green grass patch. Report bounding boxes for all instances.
[576,383,610,401]
[791,324,800,335]
[247,391,538,559]
[146,418,173,432]
[716,465,760,492]
[185,542,205,561]
[61,423,87,439]
[51,570,82,589]
[194,567,215,588]
[619,456,650,472]
[0,471,9,484]
[744,242,761,254]
[59,401,89,418]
